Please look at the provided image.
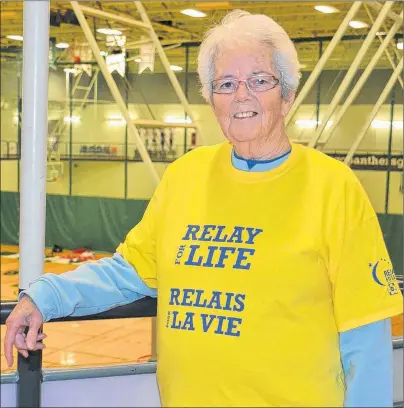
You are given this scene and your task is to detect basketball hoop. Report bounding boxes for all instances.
[69,40,92,64]
[65,41,93,77]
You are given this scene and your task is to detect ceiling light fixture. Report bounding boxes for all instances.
[349,20,369,29]
[295,120,333,129]
[107,119,126,127]
[371,120,403,129]
[97,28,122,36]
[180,9,207,18]
[314,5,339,14]
[170,65,183,71]
[6,35,23,41]
[164,116,192,124]
[64,116,81,124]
[106,113,135,126]
[56,42,69,49]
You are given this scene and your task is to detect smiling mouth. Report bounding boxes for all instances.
[233,111,258,119]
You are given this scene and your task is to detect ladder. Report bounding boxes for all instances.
[46,68,100,181]
[50,68,99,141]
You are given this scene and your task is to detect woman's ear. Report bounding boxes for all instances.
[281,93,295,117]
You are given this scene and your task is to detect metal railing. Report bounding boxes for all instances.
[0,297,157,326]
[1,140,199,163]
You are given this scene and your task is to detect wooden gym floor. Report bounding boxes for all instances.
[1,244,402,374]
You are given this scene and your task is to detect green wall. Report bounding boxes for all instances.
[1,191,402,277]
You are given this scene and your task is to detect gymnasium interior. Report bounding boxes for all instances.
[0,1,403,407]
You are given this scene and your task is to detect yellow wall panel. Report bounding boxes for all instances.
[354,171,387,213]
[0,161,18,192]
[71,162,125,198]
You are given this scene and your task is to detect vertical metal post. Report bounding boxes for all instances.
[93,17,97,40]
[184,45,189,155]
[18,2,50,407]
[385,56,396,214]
[315,40,323,129]
[17,68,22,191]
[18,0,50,303]
[69,73,73,196]
[124,60,129,199]
[94,68,98,128]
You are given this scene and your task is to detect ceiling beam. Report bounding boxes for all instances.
[367,2,403,24]
[76,5,150,29]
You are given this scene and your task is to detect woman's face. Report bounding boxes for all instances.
[211,43,293,145]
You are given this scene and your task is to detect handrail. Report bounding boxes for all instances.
[0,297,157,325]
[42,362,157,382]
[0,372,19,384]
[393,337,403,349]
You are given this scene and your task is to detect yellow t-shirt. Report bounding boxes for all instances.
[117,142,403,407]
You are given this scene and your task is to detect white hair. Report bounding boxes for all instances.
[197,10,301,102]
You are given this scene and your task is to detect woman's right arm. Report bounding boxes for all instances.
[19,252,157,322]
[4,253,155,367]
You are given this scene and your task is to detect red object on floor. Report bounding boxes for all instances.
[73,248,88,254]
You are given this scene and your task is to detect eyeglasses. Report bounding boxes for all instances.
[212,74,279,94]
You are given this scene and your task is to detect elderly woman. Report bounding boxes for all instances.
[5,10,402,407]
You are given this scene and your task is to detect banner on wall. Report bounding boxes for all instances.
[80,145,117,155]
[106,35,126,77]
[138,36,155,74]
[327,153,403,171]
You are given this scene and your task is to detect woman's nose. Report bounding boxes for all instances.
[235,81,251,101]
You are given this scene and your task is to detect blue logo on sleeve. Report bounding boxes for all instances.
[370,259,399,296]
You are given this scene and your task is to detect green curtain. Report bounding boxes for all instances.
[377,213,403,279]
[0,191,20,245]
[1,191,402,277]
[0,191,148,253]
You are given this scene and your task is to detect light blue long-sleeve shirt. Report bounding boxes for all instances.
[20,148,394,407]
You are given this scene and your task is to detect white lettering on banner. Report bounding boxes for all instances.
[329,154,403,170]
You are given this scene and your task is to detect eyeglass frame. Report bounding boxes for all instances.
[211,74,280,94]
